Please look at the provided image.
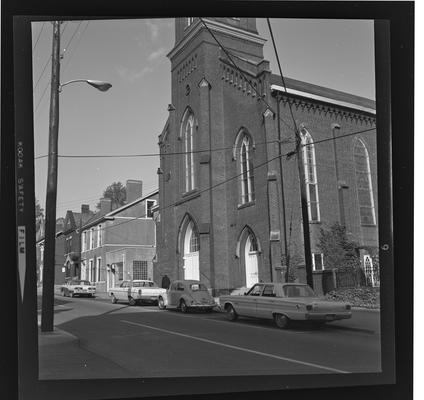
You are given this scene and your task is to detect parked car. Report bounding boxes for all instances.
[61,279,96,298]
[219,282,352,329]
[108,280,166,306]
[158,280,217,312]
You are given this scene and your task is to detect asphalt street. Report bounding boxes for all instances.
[38,295,381,379]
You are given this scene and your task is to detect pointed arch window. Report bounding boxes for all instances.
[301,129,320,222]
[182,112,195,192]
[354,139,376,225]
[189,222,200,252]
[239,134,255,204]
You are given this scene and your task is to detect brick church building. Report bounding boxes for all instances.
[155,17,378,295]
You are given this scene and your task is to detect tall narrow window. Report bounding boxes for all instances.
[90,228,95,249]
[189,224,200,252]
[97,225,102,247]
[82,231,87,252]
[239,135,255,204]
[182,112,195,192]
[187,17,195,26]
[301,129,320,222]
[354,139,376,225]
[96,257,101,282]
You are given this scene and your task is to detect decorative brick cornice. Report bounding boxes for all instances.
[279,96,376,125]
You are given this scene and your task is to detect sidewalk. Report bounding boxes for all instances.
[38,326,134,379]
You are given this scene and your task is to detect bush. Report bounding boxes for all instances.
[325,287,380,309]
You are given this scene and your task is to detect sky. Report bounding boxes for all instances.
[32,18,375,218]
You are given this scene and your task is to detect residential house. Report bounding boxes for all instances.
[35,217,66,285]
[60,204,95,280]
[80,180,159,292]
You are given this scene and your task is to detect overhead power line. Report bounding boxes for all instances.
[34,127,375,161]
[198,17,296,134]
[33,138,292,160]
[33,22,46,51]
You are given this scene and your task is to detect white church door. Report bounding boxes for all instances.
[183,221,200,280]
[245,234,259,288]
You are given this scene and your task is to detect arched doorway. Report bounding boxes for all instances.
[183,220,200,280]
[244,233,259,288]
[236,227,261,288]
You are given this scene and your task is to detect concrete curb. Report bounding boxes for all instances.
[325,324,377,335]
[38,327,79,346]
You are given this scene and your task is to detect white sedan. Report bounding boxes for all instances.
[61,279,96,298]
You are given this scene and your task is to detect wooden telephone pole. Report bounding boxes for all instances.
[41,21,61,332]
[295,129,314,289]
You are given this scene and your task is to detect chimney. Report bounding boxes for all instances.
[81,204,90,214]
[99,198,112,215]
[126,179,143,203]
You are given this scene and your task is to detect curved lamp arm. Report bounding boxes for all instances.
[59,79,112,92]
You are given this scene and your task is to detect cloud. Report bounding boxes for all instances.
[147,47,167,62]
[145,20,159,40]
[116,65,153,82]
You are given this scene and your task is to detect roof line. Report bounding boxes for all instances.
[270,84,376,115]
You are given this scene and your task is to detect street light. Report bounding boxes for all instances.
[41,21,112,332]
[59,79,112,92]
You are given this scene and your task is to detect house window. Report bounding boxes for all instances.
[354,139,376,225]
[146,199,157,218]
[133,260,148,280]
[182,112,195,192]
[239,134,255,204]
[312,253,324,271]
[97,225,102,247]
[89,259,94,282]
[96,257,101,282]
[82,231,87,252]
[301,129,320,222]
[90,228,94,249]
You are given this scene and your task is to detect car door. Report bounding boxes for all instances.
[168,282,182,307]
[233,284,264,317]
[256,284,278,319]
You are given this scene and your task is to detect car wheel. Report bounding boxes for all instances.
[180,299,188,313]
[111,295,118,304]
[225,304,238,321]
[158,297,166,310]
[128,297,137,306]
[274,313,290,329]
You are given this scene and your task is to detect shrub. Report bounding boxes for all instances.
[325,287,380,309]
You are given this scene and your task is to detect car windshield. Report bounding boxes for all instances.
[190,283,208,292]
[283,285,316,298]
[74,280,90,286]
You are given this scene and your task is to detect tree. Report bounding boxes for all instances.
[96,182,126,210]
[35,198,44,232]
[317,222,360,270]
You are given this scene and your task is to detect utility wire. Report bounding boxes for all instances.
[93,147,306,234]
[198,17,295,134]
[34,128,375,161]
[266,18,300,141]
[33,22,46,51]
[34,21,84,116]
[62,21,90,73]
[34,138,291,160]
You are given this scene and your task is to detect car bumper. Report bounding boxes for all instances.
[188,304,216,309]
[305,312,352,321]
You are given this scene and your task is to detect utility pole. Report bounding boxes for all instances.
[276,94,289,282]
[41,21,61,332]
[295,127,314,289]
